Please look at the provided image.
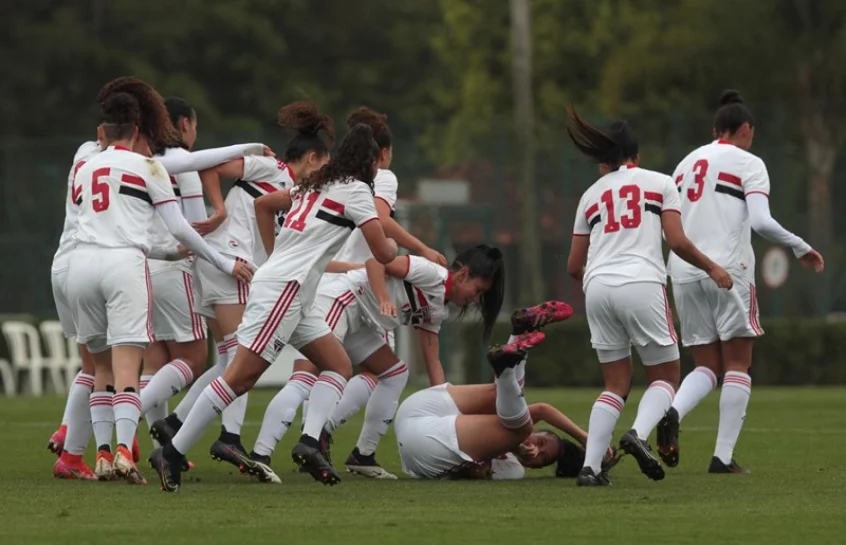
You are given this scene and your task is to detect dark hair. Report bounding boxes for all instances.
[295,123,378,193]
[451,244,505,344]
[714,89,754,136]
[566,107,638,168]
[97,76,181,150]
[160,97,195,152]
[277,102,335,163]
[553,436,586,478]
[347,106,392,150]
[100,92,141,141]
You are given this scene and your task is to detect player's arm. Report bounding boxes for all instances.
[661,212,732,289]
[376,199,446,265]
[365,258,395,310]
[178,172,208,223]
[529,403,588,447]
[158,143,269,175]
[416,327,445,386]
[254,189,292,256]
[566,235,589,283]
[325,261,364,273]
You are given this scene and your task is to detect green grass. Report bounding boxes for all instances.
[1,387,845,544]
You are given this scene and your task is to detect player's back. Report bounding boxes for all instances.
[53,141,102,269]
[576,166,679,288]
[668,141,767,283]
[148,147,202,269]
[73,146,172,254]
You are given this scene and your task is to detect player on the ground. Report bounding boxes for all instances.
[656,90,824,474]
[565,107,733,487]
[148,102,334,467]
[149,123,398,492]
[243,246,505,482]
[66,78,251,484]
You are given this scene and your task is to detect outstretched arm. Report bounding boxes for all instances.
[529,403,587,446]
[417,329,445,386]
[158,143,266,175]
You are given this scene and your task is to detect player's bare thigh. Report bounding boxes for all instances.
[455,414,532,463]
[446,384,497,415]
[214,304,246,337]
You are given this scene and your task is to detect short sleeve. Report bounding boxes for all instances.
[572,193,591,236]
[343,183,379,227]
[404,256,447,288]
[176,171,203,199]
[373,170,399,209]
[661,176,682,213]
[145,160,178,205]
[242,156,281,182]
[743,157,770,197]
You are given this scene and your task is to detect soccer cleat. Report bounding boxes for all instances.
[148,447,182,492]
[601,447,624,474]
[53,453,97,480]
[47,425,67,457]
[318,429,334,466]
[209,439,249,470]
[292,435,341,486]
[511,301,573,334]
[619,429,665,481]
[345,447,398,480]
[576,467,611,487]
[94,449,115,481]
[132,435,140,463]
[656,407,680,468]
[240,452,282,484]
[486,331,545,377]
[708,457,750,474]
[114,445,147,485]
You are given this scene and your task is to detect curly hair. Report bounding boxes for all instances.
[277,101,334,162]
[346,106,391,149]
[295,123,378,193]
[97,76,181,151]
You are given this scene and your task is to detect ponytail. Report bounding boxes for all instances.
[451,244,505,344]
[566,107,638,168]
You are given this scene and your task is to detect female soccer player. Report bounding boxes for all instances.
[565,107,732,486]
[657,90,824,474]
[149,123,397,492]
[243,246,506,483]
[148,102,334,468]
[66,79,252,484]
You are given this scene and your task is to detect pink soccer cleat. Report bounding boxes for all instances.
[511,301,573,333]
[47,425,67,457]
[487,331,546,377]
[54,453,97,481]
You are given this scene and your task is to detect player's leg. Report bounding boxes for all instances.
[89,349,116,480]
[53,344,97,480]
[209,304,250,462]
[140,341,170,442]
[324,372,378,437]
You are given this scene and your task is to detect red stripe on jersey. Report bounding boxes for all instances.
[322,198,346,214]
[585,203,599,220]
[253,181,278,194]
[121,174,147,188]
[717,172,742,187]
[745,190,769,198]
[644,191,663,203]
[414,286,430,323]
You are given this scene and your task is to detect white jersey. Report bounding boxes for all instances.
[260,179,378,309]
[72,145,175,253]
[333,169,398,263]
[204,156,294,267]
[52,141,103,272]
[573,165,681,289]
[668,140,770,284]
[149,147,204,272]
[338,255,450,335]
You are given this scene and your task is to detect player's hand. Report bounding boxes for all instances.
[708,265,733,290]
[230,260,254,283]
[799,249,824,272]
[193,211,227,236]
[175,245,193,260]
[517,442,539,459]
[420,246,447,266]
[262,145,276,157]
[379,300,397,317]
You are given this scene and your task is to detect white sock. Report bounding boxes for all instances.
[62,373,94,455]
[506,335,528,388]
[301,399,309,430]
[495,368,530,429]
[254,371,315,457]
[714,371,751,464]
[173,343,229,422]
[172,377,236,455]
[60,371,83,425]
[113,391,141,449]
[90,391,115,450]
[584,392,625,473]
[325,374,377,434]
[302,371,347,440]
[141,361,193,417]
[220,336,246,435]
[632,380,675,440]
[356,363,408,455]
[672,366,717,421]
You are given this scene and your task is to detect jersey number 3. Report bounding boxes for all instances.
[601,184,641,233]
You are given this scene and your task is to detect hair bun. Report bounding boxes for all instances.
[719,90,744,106]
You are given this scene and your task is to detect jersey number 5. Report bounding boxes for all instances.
[91,168,111,213]
[601,184,641,233]
[284,191,320,232]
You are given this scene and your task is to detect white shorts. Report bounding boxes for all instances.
[149,266,206,343]
[673,276,764,346]
[394,384,473,479]
[585,280,679,365]
[51,268,75,338]
[193,257,250,318]
[66,246,152,348]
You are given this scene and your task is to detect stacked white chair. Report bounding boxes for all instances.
[40,320,77,392]
[1,320,64,396]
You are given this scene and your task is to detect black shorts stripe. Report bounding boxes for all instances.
[234,179,261,199]
[645,203,662,215]
[715,185,745,201]
[172,187,181,197]
[588,216,600,229]
[119,185,152,204]
[316,209,355,230]
[403,281,421,325]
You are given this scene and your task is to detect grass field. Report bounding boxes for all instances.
[1,387,845,545]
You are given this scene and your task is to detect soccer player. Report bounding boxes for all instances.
[244,246,506,482]
[565,107,733,486]
[656,90,824,474]
[66,78,252,484]
[148,102,334,467]
[149,123,397,492]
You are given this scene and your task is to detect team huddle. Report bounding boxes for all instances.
[46,78,822,490]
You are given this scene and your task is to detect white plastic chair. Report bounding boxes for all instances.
[0,357,15,396]
[1,321,56,396]
[39,320,75,393]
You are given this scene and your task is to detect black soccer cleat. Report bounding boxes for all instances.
[656,407,680,468]
[239,451,282,484]
[345,447,398,479]
[150,418,176,447]
[209,439,250,470]
[601,447,624,474]
[148,447,182,493]
[619,429,665,481]
[708,457,750,474]
[318,429,334,466]
[576,467,611,487]
[292,435,341,486]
